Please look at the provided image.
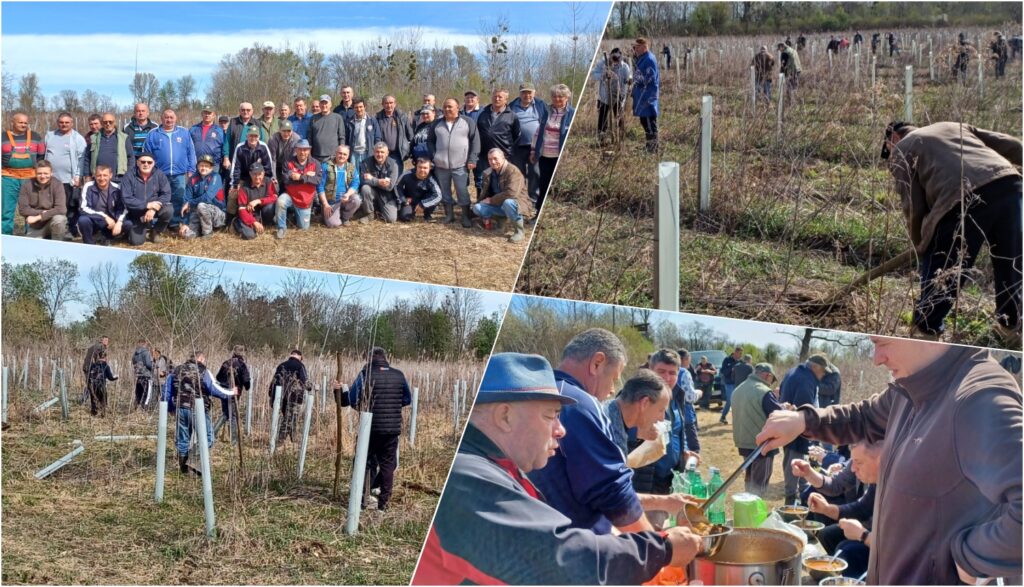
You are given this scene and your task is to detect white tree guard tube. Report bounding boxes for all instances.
[194,398,216,538]
[345,411,374,535]
[269,385,283,455]
[297,392,314,479]
[409,387,419,448]
[35,440,84,480]
[155,400,168,503]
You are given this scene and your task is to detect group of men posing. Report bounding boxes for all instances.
[83,337,412,511]
[415,328,1021,585]
[2,82,576,245]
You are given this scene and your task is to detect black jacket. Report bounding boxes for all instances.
[351,356,410,435]
[270,356,308,402]
[476,105,521,159]
[216,356,251,391]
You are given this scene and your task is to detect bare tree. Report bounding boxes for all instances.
[88,262,121,311]
[176,75,197,109]
[443,288,483,355]
[17,73,45,114]
[1,66,17,114]
[279,271,327,348]
[35,259,82,330]
[129,72,159,106]
[57,89,81,112]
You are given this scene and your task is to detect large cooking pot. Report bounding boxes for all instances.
[687,527,803,585]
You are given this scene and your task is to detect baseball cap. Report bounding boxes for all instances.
[201,105,214,113]
[464,90,478,97]
[807,353,835,373]
[295,139,311,149]
[246,127,260,136]
[318,94,331,102]
[263,101,275,108]
[519,82,536,92]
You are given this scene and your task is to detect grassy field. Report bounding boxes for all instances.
[519,26,1022,349]
[1,352,478,585]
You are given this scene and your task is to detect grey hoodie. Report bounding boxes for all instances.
[427,115,480,170]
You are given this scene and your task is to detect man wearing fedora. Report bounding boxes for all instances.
[413,353,704,585]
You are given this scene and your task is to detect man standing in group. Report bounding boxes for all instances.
[477,89,521,173]
[83,112,134,184]
[332,86,356,122]
[124,103,158,156]
[719,346,743,425]
[428,98,479,227]
[188,107,224,175]
[510,83,546,204]
[82,335,109,402]
[413,353,704,585]
[881,121,1022,346]
[214,345,250,443]
[256,101,280,139]
[144,109,196,231]
[778,42,802,95]
[269,349,309,442]
[779,353,830,503]
[223,103,264,175]
[756,337,1021,585]
[359,142,401,224]
[309,95,347,163]
[119,151,173,245]
[731,363,782,495]
[85,114,102,143]
[348,347,411,511]
[461,90,485,190]
[163,352,235,476]
[592,47,632,142]
[473,148,532,243]
[752,46,775,102]
[288,98,313,140]
[345,98,378,172]
[132,339,154,409]
[632,37,660,153]
[43,112,87,237]
[230,127,275,189]
[375,95,412,168]
[2,112,45,235]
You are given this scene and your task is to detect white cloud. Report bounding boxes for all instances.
[3,26,561,103]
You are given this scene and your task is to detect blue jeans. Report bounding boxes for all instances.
[435,166,470,206]
[759,80,773,102]
[275,193,312,232]
[721,382,735,419]
[351,152,368,174]
[176,405,213,456]
[473,199,521,222]
[168,173,187,228]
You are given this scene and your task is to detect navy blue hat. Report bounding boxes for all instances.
[477,353,576,406]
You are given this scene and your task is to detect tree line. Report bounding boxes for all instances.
[2,254,500,363]
[2,13,599,131]
[609,2,1022,38]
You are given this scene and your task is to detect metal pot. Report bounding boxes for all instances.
[687,528,803,585]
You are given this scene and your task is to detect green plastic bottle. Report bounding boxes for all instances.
[707,467,726,524]
[690,468,707,500]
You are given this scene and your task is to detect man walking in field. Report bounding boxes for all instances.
[881,121,1022,346]
[752,46,775,102]
[631,37,660,153]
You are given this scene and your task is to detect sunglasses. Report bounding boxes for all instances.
[138,160,155,165]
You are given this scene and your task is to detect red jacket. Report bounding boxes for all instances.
[236,179,276,227]
[283,157,322,209]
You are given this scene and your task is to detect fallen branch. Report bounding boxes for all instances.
[810,248,915,311]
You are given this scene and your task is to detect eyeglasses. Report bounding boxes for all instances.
[102,120,115,124]
[138,160,155,165]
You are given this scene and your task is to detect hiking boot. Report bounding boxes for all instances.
[460,206,473,228]
[509,218,526,243]
[442,203,455,224]
[150,231,164,244]
[358,216,371,225]
[276,228,285,239]
[179,455,200,476]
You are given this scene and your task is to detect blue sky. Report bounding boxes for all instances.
[509,294,864,356]
[1,236,510,324]
[1,1,610,106]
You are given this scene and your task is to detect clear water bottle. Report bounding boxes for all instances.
[707,467,726,525]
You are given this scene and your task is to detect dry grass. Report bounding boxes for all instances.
[96,216,532,293]
[1,354,479,585]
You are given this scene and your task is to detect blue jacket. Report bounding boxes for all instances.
[119,167,172,213]
[143,126,196,176]
[779,363,820,453]
[161,363,232,410]
[189,123,225,163]
[287,113,313,140]
[527,370,644,535]
[632,50,660,117]
[184,172,225,212]
[533,105,576,155]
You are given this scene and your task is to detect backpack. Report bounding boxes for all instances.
[174,361,202,401]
